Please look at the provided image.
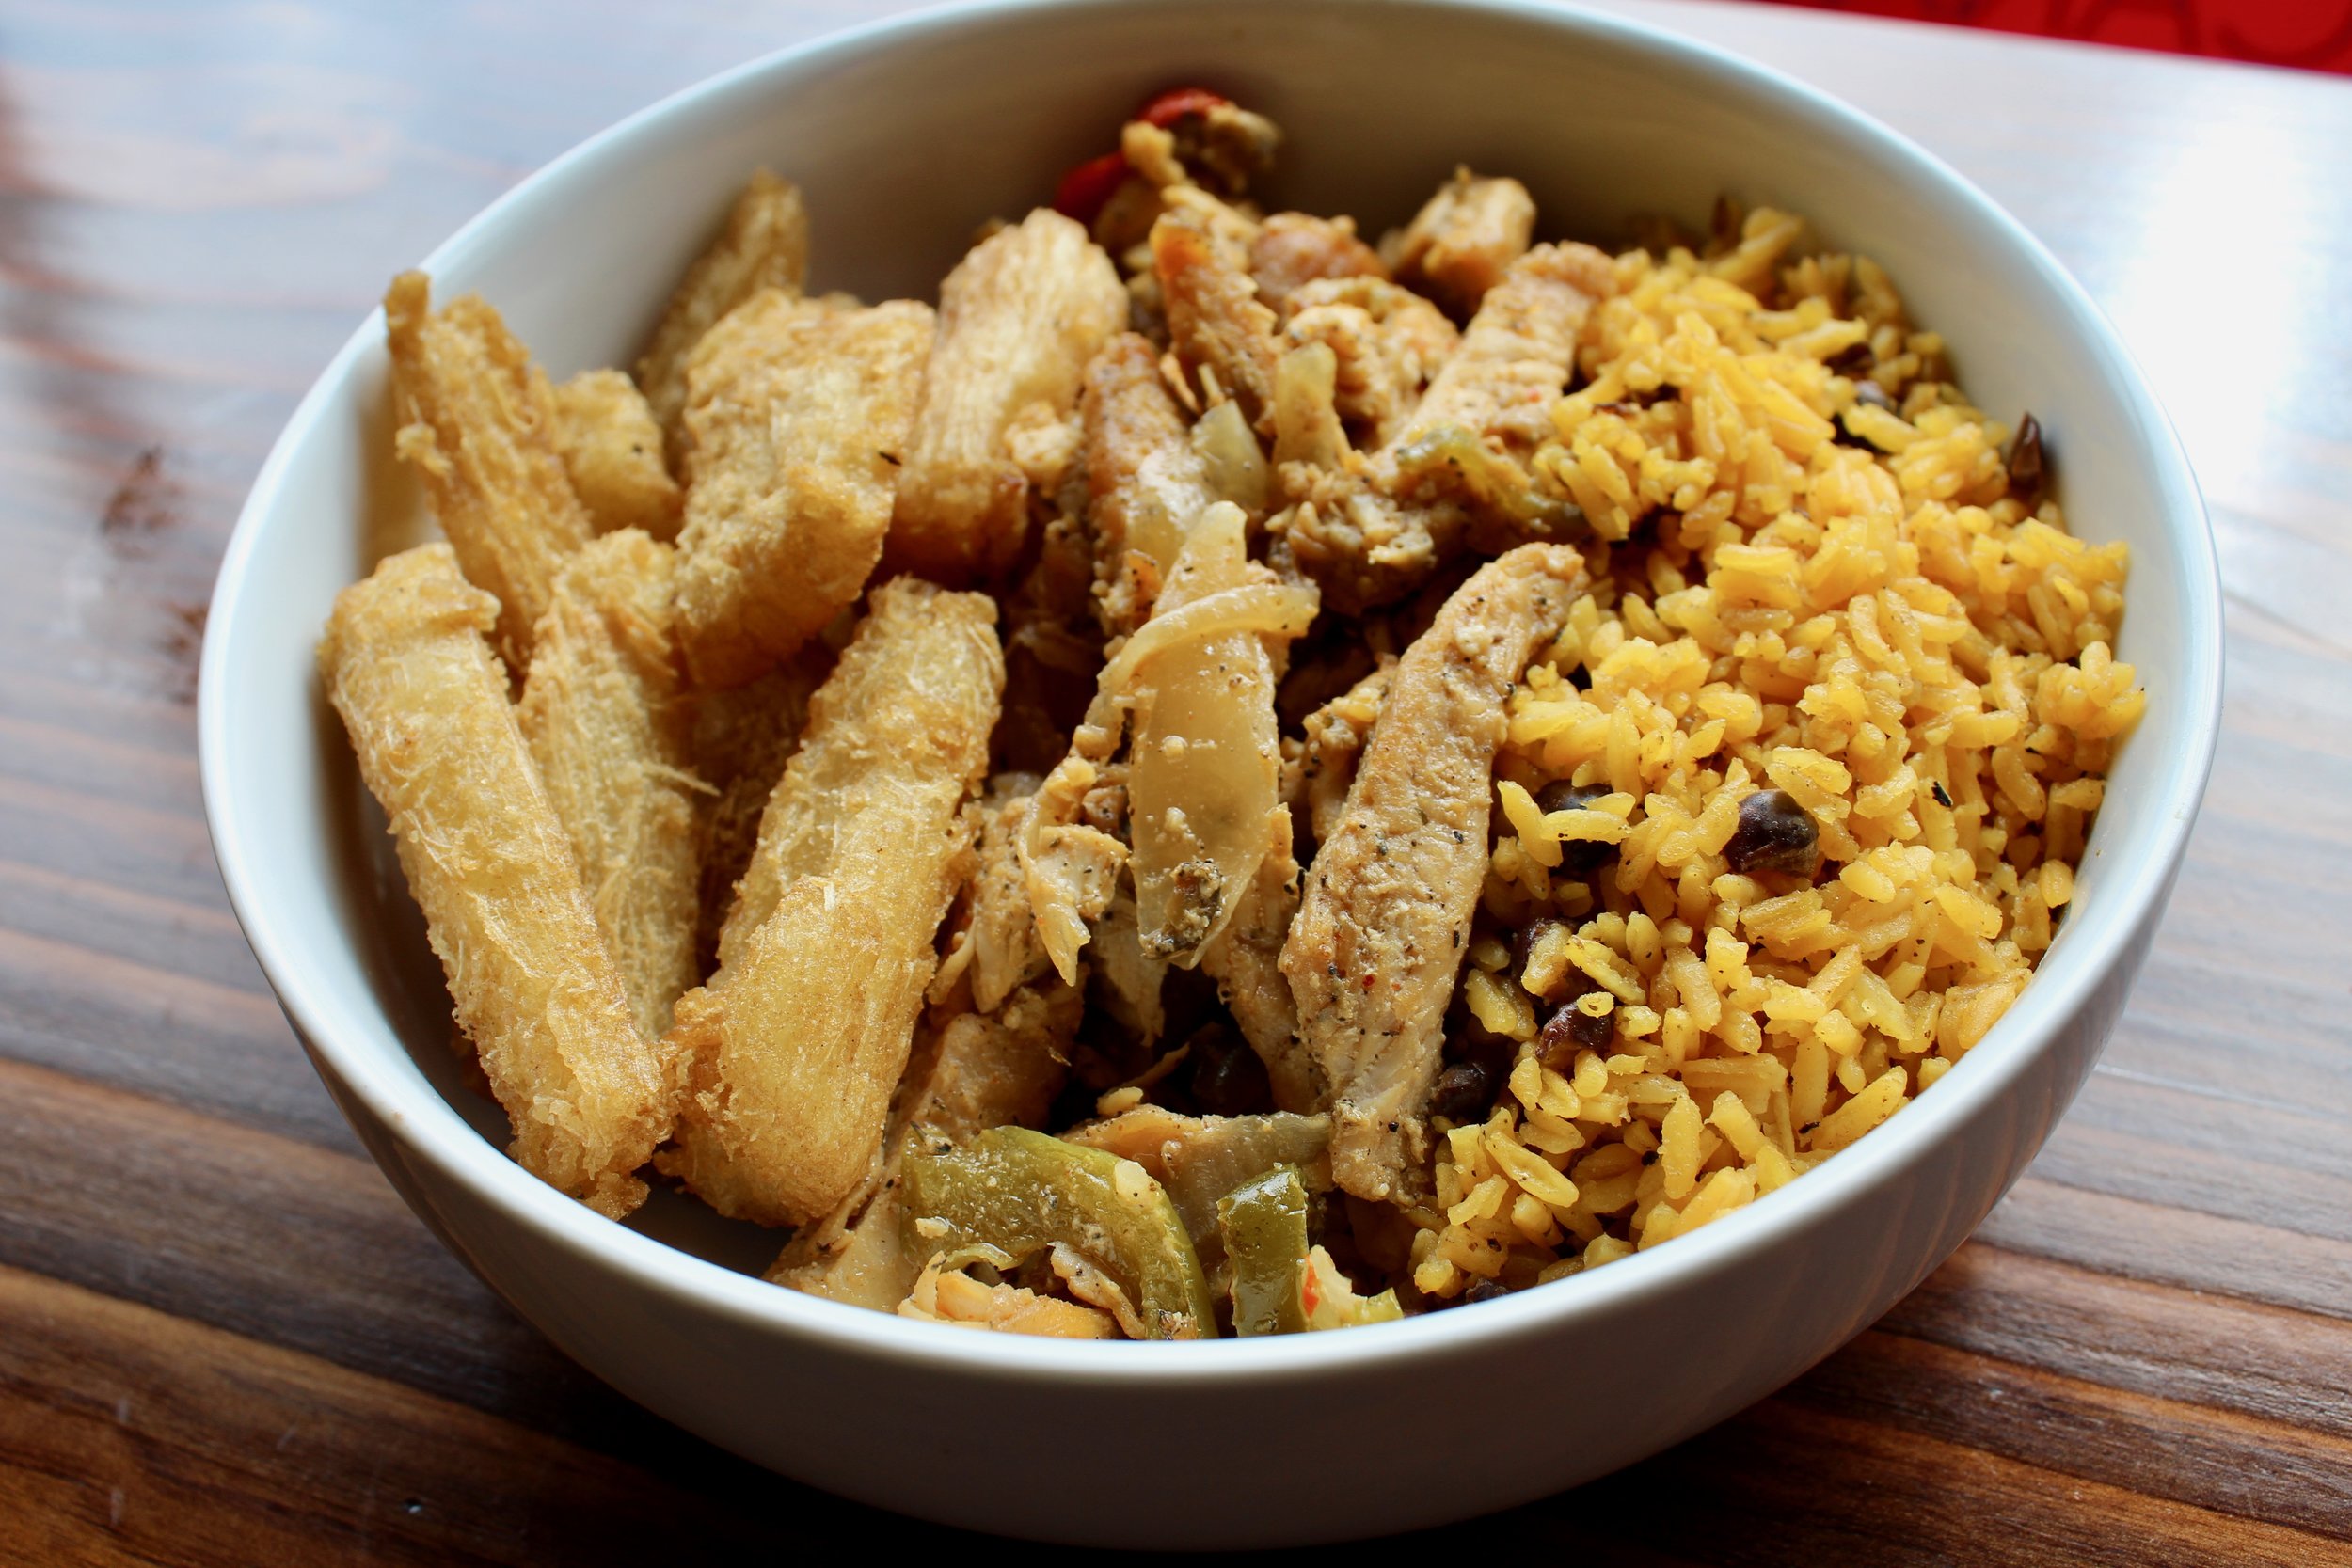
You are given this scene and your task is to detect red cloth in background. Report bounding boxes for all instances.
[1746,0,2352,74]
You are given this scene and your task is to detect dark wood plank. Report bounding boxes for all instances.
[0,1057,571,1424]
[0,927,353,1152]
[1883,1244,2352,1445]
[1977,1176,2352,1324]
[1785,1331,2352,1541]
[0,858,261,996]
[0,1060,980,1546]
[1549,1397,2349,1568]
[0,1263,832,1566]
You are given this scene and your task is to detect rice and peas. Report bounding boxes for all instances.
[1413,219,2142,1300]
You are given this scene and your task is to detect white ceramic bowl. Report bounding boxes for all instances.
[199,0,2221,1546]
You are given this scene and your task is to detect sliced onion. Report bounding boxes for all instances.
[1094,579,1320,701]
[1192,397,1272,515]
[1127,503,1309,963]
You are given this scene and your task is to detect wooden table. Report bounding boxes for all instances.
[3,1,2346,1560]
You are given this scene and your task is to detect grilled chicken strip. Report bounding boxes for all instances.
[1398,240,1613,474]
[1280,243,1612,613]
[1152,193,1282,437]
[1279,544,1587,1202]
[1382,167,1537,317]
[1081,331,1217,635]
[1283,277,1459,451]
[1248,212,1386,317]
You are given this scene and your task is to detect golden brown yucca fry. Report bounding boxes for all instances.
[675,292,934,689]
[770,975,1080,1307]
[711,579,1000,977]
[884,209,1126,585]
[516,529,701,1047]
[688,645,833,972]
[384,272,596,669]
[317,544,671,1217]
[550,369,683,541]
[635,168,811,466]
[660,578,1005,1227]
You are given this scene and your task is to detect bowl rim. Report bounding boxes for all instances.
[199,0,2222,1385]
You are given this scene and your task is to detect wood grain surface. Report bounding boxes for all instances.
[2,0,2347,1561]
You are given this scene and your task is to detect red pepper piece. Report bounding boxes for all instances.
[1053,150,1132,227]
[1136,86,1230,128]
[1055,88,1235,227]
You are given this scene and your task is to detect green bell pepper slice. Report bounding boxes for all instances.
[1218,1165,1312,1337]
[1217,1164,1405,1335]
[900,1126,1216,1339]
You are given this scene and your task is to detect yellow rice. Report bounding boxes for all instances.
[1410,209,2144,1301]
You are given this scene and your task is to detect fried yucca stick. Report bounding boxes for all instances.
[635,169,811,465]
[384,273,595,669]
[771,976,1080,1307]
[661,578,1004,1226]
[550,369,683,541]
[516,530,701,1046]
[675,293,934,689]
[884,209,1125,584]
[318,544,671,1217]
[711,579,998,978]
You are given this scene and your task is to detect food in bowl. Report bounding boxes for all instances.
[317,87,2142,1340]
